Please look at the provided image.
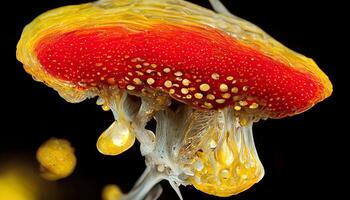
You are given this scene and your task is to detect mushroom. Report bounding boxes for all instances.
[16,0,332,199]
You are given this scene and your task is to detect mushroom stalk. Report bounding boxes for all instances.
[100,91,265,198]
[120,167,164,200]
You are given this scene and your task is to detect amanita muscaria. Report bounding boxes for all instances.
[16,0,332,199]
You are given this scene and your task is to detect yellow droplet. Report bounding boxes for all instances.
[102,184,122,200]
[36,138,76,181]
[97,120,135,156]
[234,105,242,111]
[102,104,110,111]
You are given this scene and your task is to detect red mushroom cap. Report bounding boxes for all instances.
[17,1,332,119]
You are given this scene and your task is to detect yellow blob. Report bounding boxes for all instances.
[97,120,135,156]
[36,138,77,181]
[190,128,264,197]
[0,170,38,200]
[102,184,123,200]
[102,104,111,111]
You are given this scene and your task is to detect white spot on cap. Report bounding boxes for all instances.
[147,78,155,85]
[163,68,171,73]
[181,88,189,94]
[164,80,172,88]
[133,78,142,85]
[174,71,183,76]
[194,93,203,99]
[211,73,220,80]
[127,85,135,91]
[182,79,190,86]
[216,99,225,104]
[231,87,239,93]
[220,84,228,92]
[200,83,210,92]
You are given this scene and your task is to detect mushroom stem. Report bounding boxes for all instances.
[121,167,164,200]
[132,98,159,155]
[97,89,265,198]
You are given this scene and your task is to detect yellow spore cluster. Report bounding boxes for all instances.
[36,138,77,181]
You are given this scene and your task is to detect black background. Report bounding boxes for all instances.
[1,0,347,199]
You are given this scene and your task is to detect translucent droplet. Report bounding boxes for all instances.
[97,121,135,156]
[102,104,110,111]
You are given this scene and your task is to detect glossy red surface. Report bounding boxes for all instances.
[36,25,322,117]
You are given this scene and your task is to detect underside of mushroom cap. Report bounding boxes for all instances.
[16,0,332,119]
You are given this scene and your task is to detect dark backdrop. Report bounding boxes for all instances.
[1,0,347,199]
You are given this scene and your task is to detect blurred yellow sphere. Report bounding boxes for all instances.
[102,184,122,200]
[36,138,77,181]
[0,171,37,200]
